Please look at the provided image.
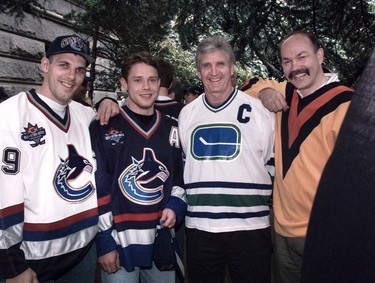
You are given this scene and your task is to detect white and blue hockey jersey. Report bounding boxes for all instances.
[0,89,98,281]
[178,88,275,233]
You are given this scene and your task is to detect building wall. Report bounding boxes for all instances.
[0,0,115,101]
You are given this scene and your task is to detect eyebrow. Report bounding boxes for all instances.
[202,60,226,65]
[55,59,86,68]
[131,76,159,79]
[283,51,308,59]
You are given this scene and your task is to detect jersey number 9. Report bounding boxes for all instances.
[2,148,20,175]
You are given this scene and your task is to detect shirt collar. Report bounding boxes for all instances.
[297,73,339,98]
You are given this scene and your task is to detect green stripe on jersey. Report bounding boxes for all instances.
[187,194,270,207]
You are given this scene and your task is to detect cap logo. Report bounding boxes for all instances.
[61,36,88,53]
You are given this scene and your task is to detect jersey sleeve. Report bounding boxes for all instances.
[89,121,117,257]
[165,144,187,225]
[177,108,188,157]
[244,78,286,98]
[244,81,278,179]
[263,110,275,179]
[0,102,29,279]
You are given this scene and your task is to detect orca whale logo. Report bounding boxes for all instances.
[118,148,169,205]
[54,145,95,201]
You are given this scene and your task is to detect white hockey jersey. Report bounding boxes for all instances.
[0,89,98,280]
[178,88,275,233]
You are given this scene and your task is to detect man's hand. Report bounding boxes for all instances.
[6,268,38,283]
[98,250,121,274]
[96,98,120,125]
[259,87,289,112]
[160,208,176,228]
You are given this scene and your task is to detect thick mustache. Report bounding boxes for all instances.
[288,68,310,80]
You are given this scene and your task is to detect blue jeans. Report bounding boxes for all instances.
[101,262,175,283]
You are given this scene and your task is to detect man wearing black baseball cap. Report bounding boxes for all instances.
[0,34,119,283]
[46,34,95,66]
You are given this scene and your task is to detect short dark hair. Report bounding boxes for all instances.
[156,57,174,88]
[169,80,184,101]
[121,51,159,81]
[279,30,322,57]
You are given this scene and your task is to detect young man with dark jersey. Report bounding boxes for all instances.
[245,30,354,283]
[90,51,186,283]
[0,34,118,283]
[178,36,275,283]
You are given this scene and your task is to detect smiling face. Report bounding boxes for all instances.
[197,50,234,106]
[121,62,160,115]
[280,34,326,97]
[39,53,87,105]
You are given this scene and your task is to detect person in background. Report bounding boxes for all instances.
[0,34,118,283]
[168,80,183,102]
[90,51,186,283]
[72,76,94,107]
[246,30,354,283]
[182,84,203,105]
[154,57,186,283]
[155,57,184,121]
[178,35,275,283]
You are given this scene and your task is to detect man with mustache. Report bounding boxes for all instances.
[244,30,354,283]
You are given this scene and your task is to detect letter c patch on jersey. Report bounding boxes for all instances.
[191,124,241,160]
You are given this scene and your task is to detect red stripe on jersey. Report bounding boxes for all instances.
[23,207,98,231]
[98,194,111,206]
[0,202,24,218]
[113,210,163,223]
[288,85,352,147]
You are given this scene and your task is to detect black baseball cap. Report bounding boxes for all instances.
[46,34,95,65]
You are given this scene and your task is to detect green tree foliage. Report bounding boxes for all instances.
[2,0,374,89]
[0,0,44,19]
[64,0,177,91]
[175,0,375,86]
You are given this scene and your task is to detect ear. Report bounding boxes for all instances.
[317,48,324,65]
[230,65,236,77]
[196,71,202,80]
[168,91,176,100]
[120,77,128,92]
[40,57,49,72]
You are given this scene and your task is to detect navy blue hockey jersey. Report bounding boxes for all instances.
[89,106,186,271]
